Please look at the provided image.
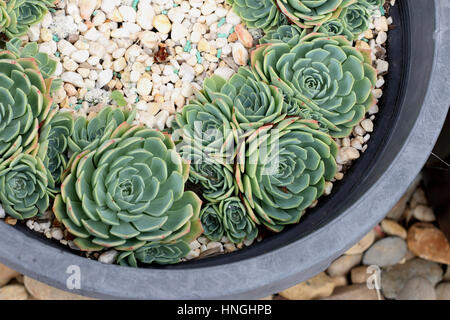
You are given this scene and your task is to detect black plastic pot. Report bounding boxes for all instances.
[0,0,449,299]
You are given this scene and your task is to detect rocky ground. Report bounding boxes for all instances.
[1,173,449,300]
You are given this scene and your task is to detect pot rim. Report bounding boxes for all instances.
[0,0,449,299]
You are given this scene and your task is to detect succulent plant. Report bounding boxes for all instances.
[339,1,371,39]
[0,153,49,219]
[276,0,354,29]
[200,203,224,241]
[220,197,258,243]
[68,106,136,154]
[53,123,202,252]
[0,0,56,39]
[0,44,55,166]
[236,117,338,232]
[174,75,238,164]
[260,24,307,46]
[5,38,59,81]
[189,156,236,202]
[226,0,282,31]
[313,18,354,40]
[38,110,74,194]
[251,33,376,137]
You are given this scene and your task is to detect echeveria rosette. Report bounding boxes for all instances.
[189,156,236,202]
[174,75,238,165]
[0,46,55,166]
[68,106,136,154]
[277,0,355,29]
[53,123,202,253]
[260,25,307,46]
[251,33,377,138]
[313,18,354,40]
[339,1,371,39]
[200,203,224,241]
[226,0,282,31]
[363,0,383,9]
[0,0,56,39]
[236,117,338,232]
[38,110,74,194]
[220,197,258,244]
[0,153,49,220]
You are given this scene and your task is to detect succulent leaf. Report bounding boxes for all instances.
[0,153,49,220]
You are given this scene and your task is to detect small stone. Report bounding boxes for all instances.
[381,258,443,299]
[113,57,127,72]
[412,205,436,222]
[98,250,118,264]
[119,6,136,23]
[322,284,380,300]
[345,230,375,255]
[436,282,450,300]
[24,277,92,300]
[363,237,407,267]
[381,219,407,239]
[279,272,335,300]
[396,277,436,300]
[50,228,64,240]
[360,119,374,132]
[350,266,371,284]
[171,23,187,42]
[137,77,153,96]
[0,284,28,300]
[376,59,389,73]
[0,263,20,287]
[214,67,235,80]
[376,31,387,45]
[336,146,360,164]
[97,69,113,88]
[235,24,253,48]
[331,276,347,287]
[198,38,210,52]
[61,72,85,88]
[407,222,450,264]
[232,42,248,66]
[79,0,97,20]
[153,15,172,34]
[327,254,362,277]
[0,204,5,218]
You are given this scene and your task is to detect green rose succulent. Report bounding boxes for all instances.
[0,153,49,219]
[0,0,56,39]
[339,1,371,39]
[68,106,136,154]
[220,197,258,244]
[314,18,354,40]
[226,0,282,31]
[236,117,338,232]
[260,24,307,46]
[251,33,376,138]
[38,110,74,194]
[200,203,224,241]
[276,0,355,29]
[0,43,55,166]
[53,122,202,252]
